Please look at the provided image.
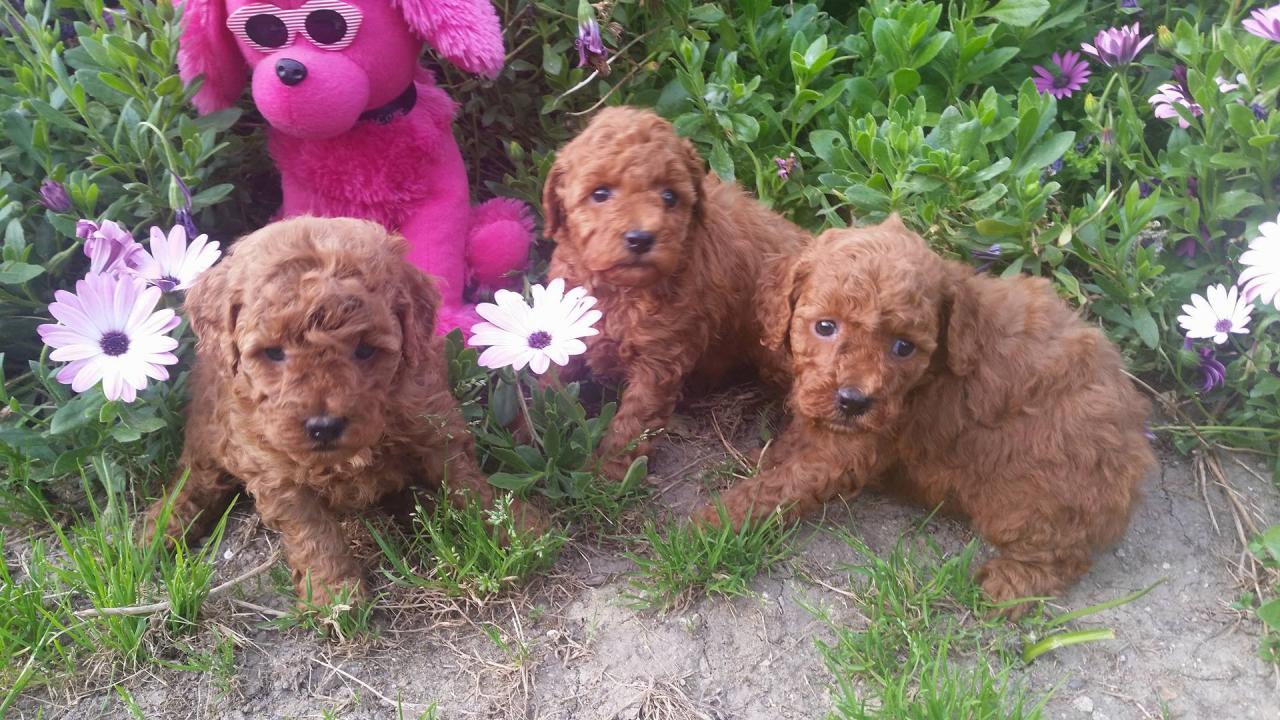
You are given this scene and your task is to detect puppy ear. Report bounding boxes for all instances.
[541,161,567,239]
[183,256,242,374]
[679,137,708,218]
[391,0,506,78]
[178,0,248,113]
[942,265,983,377]
[757,253,807,353]
[396,263,442,368]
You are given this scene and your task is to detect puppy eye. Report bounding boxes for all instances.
[814,320,838,337]
[590,187,612,203]
[891,339,916,358]
[263,346,286,362]
[660,189,677,208]
[354,343,377,360]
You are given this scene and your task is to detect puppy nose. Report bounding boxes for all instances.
[275,58,307,86]
[836,387,872,417]
[304,415,347,443]
[624,230,656,254]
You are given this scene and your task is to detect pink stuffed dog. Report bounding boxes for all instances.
[177,0,533,334]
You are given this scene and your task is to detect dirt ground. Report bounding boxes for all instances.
[17,402,1280,720]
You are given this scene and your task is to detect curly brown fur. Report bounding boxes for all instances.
[543,106,809,477]
[145,216,545,602]
[696,217,1155,613]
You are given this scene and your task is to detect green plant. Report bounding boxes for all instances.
[370,493,564,598]
[445,330,649,526]
[624,504,795,611]
[277,580,379,644]
[813,531,1043,719]
[1247,524,1280,663]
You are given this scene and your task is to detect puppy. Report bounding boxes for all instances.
[146,216,544,602]
[542,106,810,476]
[696,217,1155,611]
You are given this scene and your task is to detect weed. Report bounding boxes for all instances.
[624,504,795,611]
[275,579,379,644]
[370,492,564,598]
[812,531,1046,719]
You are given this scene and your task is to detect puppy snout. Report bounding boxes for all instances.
[275,58,308,86]
[836,387,873,417]
[304,415,348,444]
[623,229,656,255]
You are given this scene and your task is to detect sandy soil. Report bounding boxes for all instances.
[15,403,1280,720]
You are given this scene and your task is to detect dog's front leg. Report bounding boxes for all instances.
[144,459,238,548]
[252,483,363,604]
[694,430,885,529]
[596,360,687,481]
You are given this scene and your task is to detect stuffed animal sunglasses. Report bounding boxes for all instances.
[226,0,364,53]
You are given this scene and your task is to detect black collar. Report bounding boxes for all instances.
[358,83,417,124]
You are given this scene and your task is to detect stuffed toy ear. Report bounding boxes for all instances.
[392,0,506,78]
[178,0,248,113]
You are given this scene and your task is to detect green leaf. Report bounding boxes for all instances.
[1015,130,1074,175]
[50,391,105,435]
[0,262,43,285]
[1257,598,1280,630]
[487,472,538,492]
[1213,190,1262,221]
[708,143,735,182]
[1130,304,1160,349]
[891,68,921,95]
[982,0,1050,27]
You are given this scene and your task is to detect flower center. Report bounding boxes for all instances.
[1214,318,1233,333]
[1053,73,1073,89]
[99,330,130,357]
[527,330,552,350]
[157,276,179,292]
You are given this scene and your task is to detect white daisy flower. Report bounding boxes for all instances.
[469,278,602,374]
[36,273,180,402]
[1238,212,1280,310]
[136,225,222,292]
[1177,283,1253,344]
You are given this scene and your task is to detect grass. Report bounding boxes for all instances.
[624,504,796,611]
[811,530,1050,719]
[273,579,380,644]
[369,491,565,598]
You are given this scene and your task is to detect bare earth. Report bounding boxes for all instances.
[18,402,1280,720]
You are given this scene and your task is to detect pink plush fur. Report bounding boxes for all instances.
[177,0,531,335]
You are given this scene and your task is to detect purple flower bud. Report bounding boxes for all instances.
[1196,346,1225,393]
[774,153,798,180]
[39,179,72,213]
[1252,103,1270,121]
[176,209,199,238]
[971,244,1002,272]
[1187,177,1199,198]
[1101,128,1115,147]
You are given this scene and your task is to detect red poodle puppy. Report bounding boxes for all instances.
[146,216,544,602]
[697,217,1155,611]
[542,106,810,477]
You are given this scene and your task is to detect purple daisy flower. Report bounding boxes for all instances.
[1243,5,1280,42]
[1032,51,1092,99]
[1081,23,1153,67]
[36,272,180,402]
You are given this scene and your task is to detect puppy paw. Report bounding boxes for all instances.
[295,575,366,609]
[977,558,1050,620]
[508,498,552,538]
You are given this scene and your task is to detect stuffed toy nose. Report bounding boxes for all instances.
[275,58,308,86]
